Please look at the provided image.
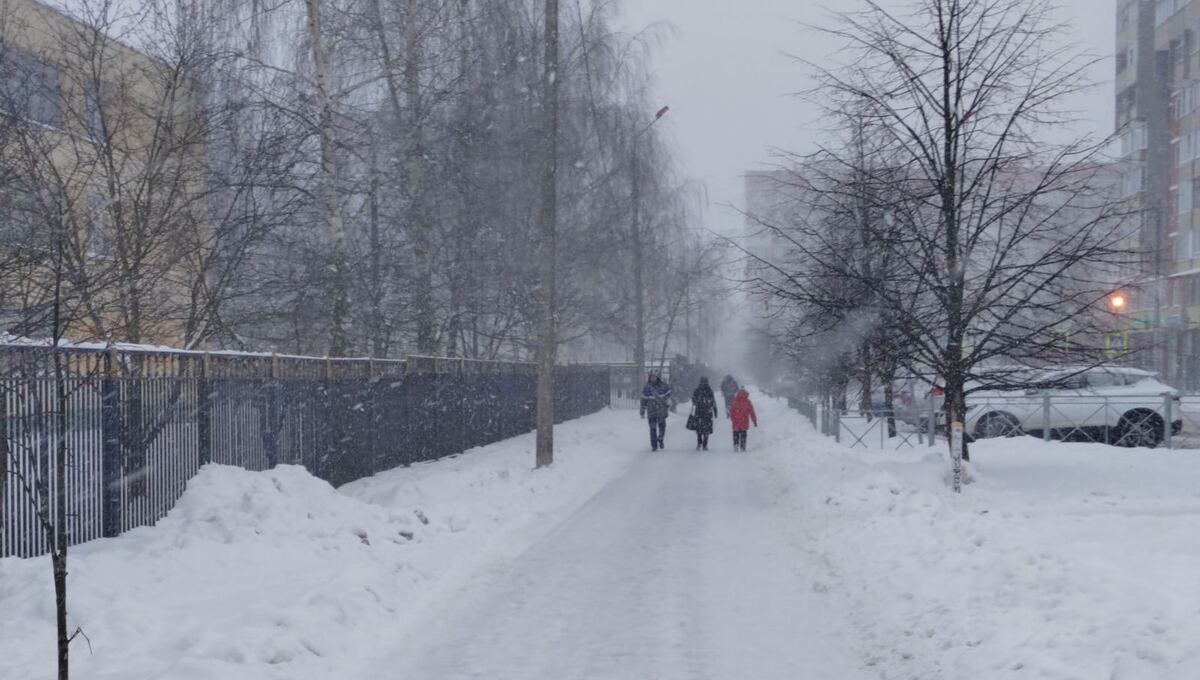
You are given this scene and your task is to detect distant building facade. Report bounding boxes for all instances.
[0,0,204,346]
[1116,0,1200,388]
[743,169,804,270]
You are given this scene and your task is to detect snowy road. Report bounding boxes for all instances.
[379,420,866,680]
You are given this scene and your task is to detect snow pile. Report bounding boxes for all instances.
[0,408,640,680]
[755,394,1200,679]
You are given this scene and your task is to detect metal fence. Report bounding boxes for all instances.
[787,395,942,450]
[960,393,1193,449]
[608,364,671,410]
[0,346,610,558]
[788,389,1200,451]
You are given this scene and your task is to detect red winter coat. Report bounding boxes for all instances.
[729,390,757,431]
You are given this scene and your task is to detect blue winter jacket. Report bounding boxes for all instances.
[640,381,673,419]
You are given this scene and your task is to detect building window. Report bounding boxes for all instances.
[85,192,111,256]
[1175,82,1200,120]
[0,181,47,248]
[1120,2,1137,31]
[1121,164,1145,196]
[1180,130,1200,165]
[1180,180,1193,216]
[84,82,110,139]
[1158,0,1188,25]
[1188,275,1200,306]
[1120,122,1148,155]
[0,47,62,129]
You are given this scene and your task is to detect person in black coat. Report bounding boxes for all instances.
[691,376,719,451]
[719,374,739,411]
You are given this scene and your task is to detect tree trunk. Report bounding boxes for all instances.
[631,142,645,376]
[367,138,387,358]
[535,0,560,469]
[53,357,70,680]
[881,358,897,438]
[939,10,968,464]
[50,238,70,680]
[304,0,351,357]
[858,343,872,419]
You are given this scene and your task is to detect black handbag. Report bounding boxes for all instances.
[686,407,699,431]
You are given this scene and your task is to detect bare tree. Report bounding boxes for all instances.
[535,0,560,469]
[796,0,1134,461]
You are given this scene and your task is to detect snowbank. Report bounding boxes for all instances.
[755,394,1200,679]
[0,408,641,680]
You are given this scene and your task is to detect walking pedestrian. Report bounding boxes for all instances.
[640,372,673,451]
[719,374,739,411]
[690,376,719,451]
[728,389,758,451]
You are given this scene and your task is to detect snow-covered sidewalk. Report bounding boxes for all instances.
[372,412,866,680]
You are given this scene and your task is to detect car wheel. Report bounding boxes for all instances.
[1113,410,1164,448]
[975,412,1022,439]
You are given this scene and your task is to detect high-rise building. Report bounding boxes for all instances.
[743,170,800,268]
[1116,0,1200,389]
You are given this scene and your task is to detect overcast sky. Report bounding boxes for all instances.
[618,0,1116,236]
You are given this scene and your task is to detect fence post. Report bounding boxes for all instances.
[834,409,841,444]
[1042,394,1052,442]
[1163,393,1173,449]
[319,356,332,480]
[101,348,123,538]
[197,352,211,466]
[264,353,280,468]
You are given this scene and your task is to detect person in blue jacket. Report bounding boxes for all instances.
[640,372,674,451]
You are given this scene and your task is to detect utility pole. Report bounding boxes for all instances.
[631,106,669,377]
[535,0,560,469]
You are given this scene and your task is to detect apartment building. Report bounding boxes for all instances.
[0,0,204,345]
[743,169,810,271]
[1115,0,1200,388]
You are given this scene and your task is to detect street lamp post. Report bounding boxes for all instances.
[632,106,669,377]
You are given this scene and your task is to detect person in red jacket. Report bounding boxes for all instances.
[728,389,757,451]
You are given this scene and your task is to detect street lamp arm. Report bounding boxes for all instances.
[636,105,671,138]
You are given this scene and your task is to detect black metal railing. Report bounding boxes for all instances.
[0,346,610,558]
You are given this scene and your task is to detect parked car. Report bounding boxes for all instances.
[963,367,1182,447]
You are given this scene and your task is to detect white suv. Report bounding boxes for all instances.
[963,367,1182,447]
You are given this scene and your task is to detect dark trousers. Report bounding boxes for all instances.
[648,416,667,450]
[733,430,748,451]
[696,432,709,449]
